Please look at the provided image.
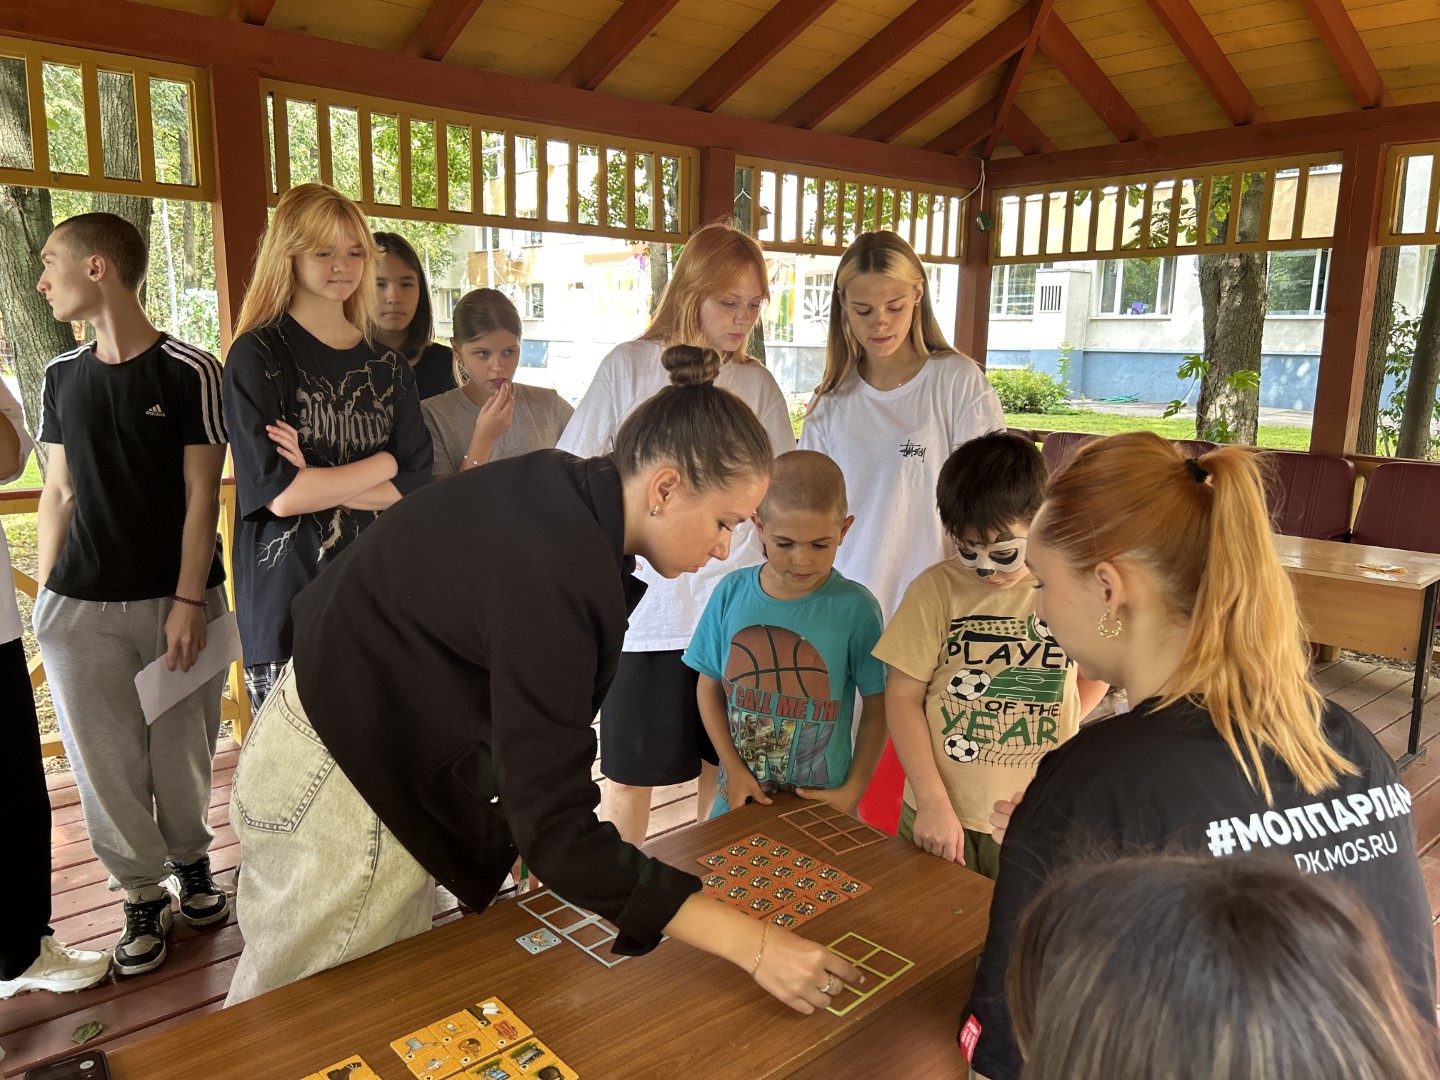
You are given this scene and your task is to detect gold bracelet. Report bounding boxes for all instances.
[748,924,770,977]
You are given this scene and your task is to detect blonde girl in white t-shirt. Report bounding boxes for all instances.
[559,223,794,846]
[798,231,1004,831]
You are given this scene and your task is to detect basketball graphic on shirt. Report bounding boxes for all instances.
[724,625,831,699]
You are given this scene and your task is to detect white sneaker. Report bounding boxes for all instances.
[0,936,110,998]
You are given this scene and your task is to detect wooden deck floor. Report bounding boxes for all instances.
[2,660,1438,1076]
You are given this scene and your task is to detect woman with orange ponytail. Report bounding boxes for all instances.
[959,431,1434,1080]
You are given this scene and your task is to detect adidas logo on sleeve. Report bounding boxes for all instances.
[145,404,166,417]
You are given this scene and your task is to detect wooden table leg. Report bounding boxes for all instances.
[1400,582,1439,770]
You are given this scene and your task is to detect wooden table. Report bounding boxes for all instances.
[107,795,992,1079]
[1277,535,1440,767]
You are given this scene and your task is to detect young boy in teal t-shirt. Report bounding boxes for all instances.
[683,450,887,817]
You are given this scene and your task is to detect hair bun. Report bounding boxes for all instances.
[661,344,721,387]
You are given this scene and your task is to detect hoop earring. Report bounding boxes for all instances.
[1097,609,1123,639]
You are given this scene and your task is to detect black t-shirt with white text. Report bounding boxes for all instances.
[38,334,226,601]
[221,315,433,666]
[961,698,1435,1080]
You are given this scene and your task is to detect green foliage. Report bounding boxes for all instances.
[1378,305,1440,459]
[1055,340,1074,397]
[1161,352,1260,443]
[1005,411,1312,451]
[987,365,1069,414]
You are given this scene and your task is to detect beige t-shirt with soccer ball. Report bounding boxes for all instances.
[873,558,1082,832]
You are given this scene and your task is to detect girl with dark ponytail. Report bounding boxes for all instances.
[960,431,1434,1080]
[227,345,862,1017]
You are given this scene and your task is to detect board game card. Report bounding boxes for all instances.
[469,1037,579,1079]
[692,839,871,926]
[467,997,533,1050]
[825,932,916,1017]
[517,890,633,967]
[516,928,561,955]
[309,1055,381,1080]
[392,1029,445,1065]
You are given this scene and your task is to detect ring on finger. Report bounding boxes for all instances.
[821,976,838,995]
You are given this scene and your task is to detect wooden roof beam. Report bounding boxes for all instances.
[775,0,979,129]
[557,0,682,92]
[1297,0,1392,109]
[853,6,1031,143]
[1004,106,1055,155]
[673,0,838,113]
[983,0,1057,158]
[1038,15,1151,143]
[226,0,276,25]
[1145,0,1265,126]
[403,0,488,61]
[923,101,995,155]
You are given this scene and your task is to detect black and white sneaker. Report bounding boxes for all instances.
[168,856,229,927]
[113,894,173,977]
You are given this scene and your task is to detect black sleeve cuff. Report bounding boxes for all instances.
[609,860,703,956]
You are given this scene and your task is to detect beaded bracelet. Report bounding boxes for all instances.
[463,454,484,468]
[748,924,770,977]
[171,593,206,608]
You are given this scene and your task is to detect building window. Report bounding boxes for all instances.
[801,272,833,322]
[434,288,463,321]
[525,283,545,319]
[1267,249,1330,315]
[991,264,1036,316]
[524,230,544,247]
[476,227,502,251]
[1096,257,1176,315]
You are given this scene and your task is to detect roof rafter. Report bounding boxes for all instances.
[673,0,838,113]
[227,0,276,26]
[1296,0,1392,109]
[853,6,1031,143]
[1004,106,1055,154]
[923,100,996,155]
[402,0,488,61]
[983,0,1057,158]
[775,0,980,130]
[557,0,682,92]
[1145,0,1265,126]
[1038,15,1152,143]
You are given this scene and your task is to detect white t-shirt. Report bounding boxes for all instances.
[557,338,796,651]
[798,353,1004,620]
[0,380,35,644]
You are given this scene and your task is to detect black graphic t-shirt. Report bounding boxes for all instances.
[222,315,433,665]
[38,334,227,601]
[961,698,1436,1080]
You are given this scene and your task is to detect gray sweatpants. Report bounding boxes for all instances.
[33,585,228,892]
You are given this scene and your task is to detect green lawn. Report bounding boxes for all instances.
[1006,410,1314,452]
[2,456,43,491]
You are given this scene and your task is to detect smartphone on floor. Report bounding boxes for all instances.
[26,1049,111,1079]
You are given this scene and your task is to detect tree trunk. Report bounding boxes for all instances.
[1356,245,1401,456]
[1397,262,1440,459]
[0,60,76,468]
[647,241,670,316]
[1196,176,1267,445]
[92,71,151,306]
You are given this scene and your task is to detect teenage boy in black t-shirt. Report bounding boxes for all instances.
[34,213,230,977]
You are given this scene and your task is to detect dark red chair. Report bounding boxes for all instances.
[1351,460,1440,555]
[1259,450,1356,542]
[1041,430,1099,475]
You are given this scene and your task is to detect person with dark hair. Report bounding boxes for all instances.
[960,432,1435,1080]
[226,346,861,1013]
[373,231,456,400]
[1007,855,1440,1080]
[0,380,109,999]
[421,288,572,474]
[33,212,231,977]
[874,433,1106,878]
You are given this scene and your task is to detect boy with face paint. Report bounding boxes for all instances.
[873,433,1108,878]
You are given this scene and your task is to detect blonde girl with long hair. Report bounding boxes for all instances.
[221,183,433,710]
[421,288,572,475]
[558,222,794,847]
[799,230,1004,832]
[960,432,1434,1080]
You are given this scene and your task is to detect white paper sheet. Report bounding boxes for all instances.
[134,611,243,725]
